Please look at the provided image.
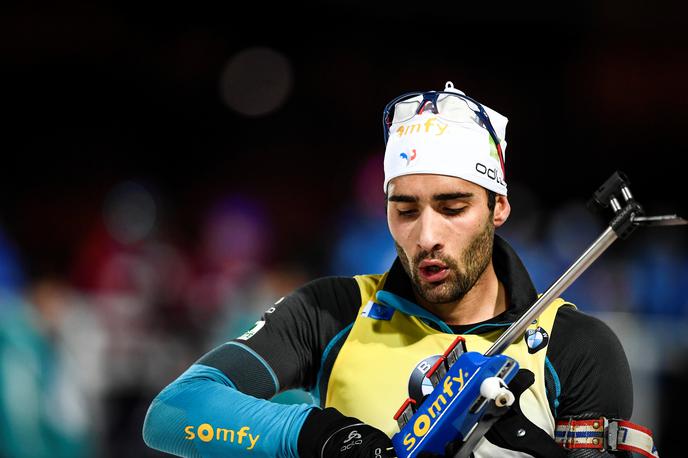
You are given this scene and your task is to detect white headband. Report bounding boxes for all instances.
[383,82,509,195]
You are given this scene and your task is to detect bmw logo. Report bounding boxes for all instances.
[407,355,441,404]
[524,327,549,354]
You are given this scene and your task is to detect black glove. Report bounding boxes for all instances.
[485,369,567,458]
[298,407,397,458]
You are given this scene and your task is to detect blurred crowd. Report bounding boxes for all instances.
[0,155,686,458]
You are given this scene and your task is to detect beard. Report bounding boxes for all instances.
[396,219,495,305]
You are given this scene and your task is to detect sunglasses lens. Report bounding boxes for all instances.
[387,96,422,126]
[435,94,483,126]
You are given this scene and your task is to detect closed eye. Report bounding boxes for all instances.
[443,207,466,216]
[396,209,418,217]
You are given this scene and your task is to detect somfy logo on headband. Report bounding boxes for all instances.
[400,149,417,166]
[394,117,448,138]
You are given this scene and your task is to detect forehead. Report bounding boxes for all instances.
[387,174,483,197]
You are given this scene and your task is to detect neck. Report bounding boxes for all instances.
[416,261,508,326]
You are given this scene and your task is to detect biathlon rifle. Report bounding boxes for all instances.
[391,171,685,458]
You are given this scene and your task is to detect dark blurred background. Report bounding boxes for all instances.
[0,2,686,457]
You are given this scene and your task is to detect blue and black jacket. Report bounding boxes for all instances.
[142,236,633,457]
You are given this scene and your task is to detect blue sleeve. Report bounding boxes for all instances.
[142,364,317,458]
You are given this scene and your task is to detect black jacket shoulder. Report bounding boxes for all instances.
[547,306,633,419]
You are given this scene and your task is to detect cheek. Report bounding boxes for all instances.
[445,214,487,247]
[453,214,483,233]
[388,217,416,255]
[387,216,406,244]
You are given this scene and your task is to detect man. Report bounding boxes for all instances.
[143,82,655,457]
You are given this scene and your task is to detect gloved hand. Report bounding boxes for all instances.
[298,407,397,458]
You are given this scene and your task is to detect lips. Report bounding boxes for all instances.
[418,259,450,283]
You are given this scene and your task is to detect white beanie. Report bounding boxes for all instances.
[383,82,509,195]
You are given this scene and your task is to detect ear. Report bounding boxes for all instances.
[493,195,511,228]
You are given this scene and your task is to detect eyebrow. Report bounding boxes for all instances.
[387,194,418,203]
[433,192,474,201]
[387,192,474,203]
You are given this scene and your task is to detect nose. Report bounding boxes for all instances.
[417,208,444,254]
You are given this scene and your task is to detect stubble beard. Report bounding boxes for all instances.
[396,220,495,305]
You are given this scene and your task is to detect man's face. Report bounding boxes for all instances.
[387,174,505,305]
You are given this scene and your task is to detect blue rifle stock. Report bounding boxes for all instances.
[391,340,519,457]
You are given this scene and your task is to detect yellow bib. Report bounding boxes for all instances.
[326,273,571,444]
